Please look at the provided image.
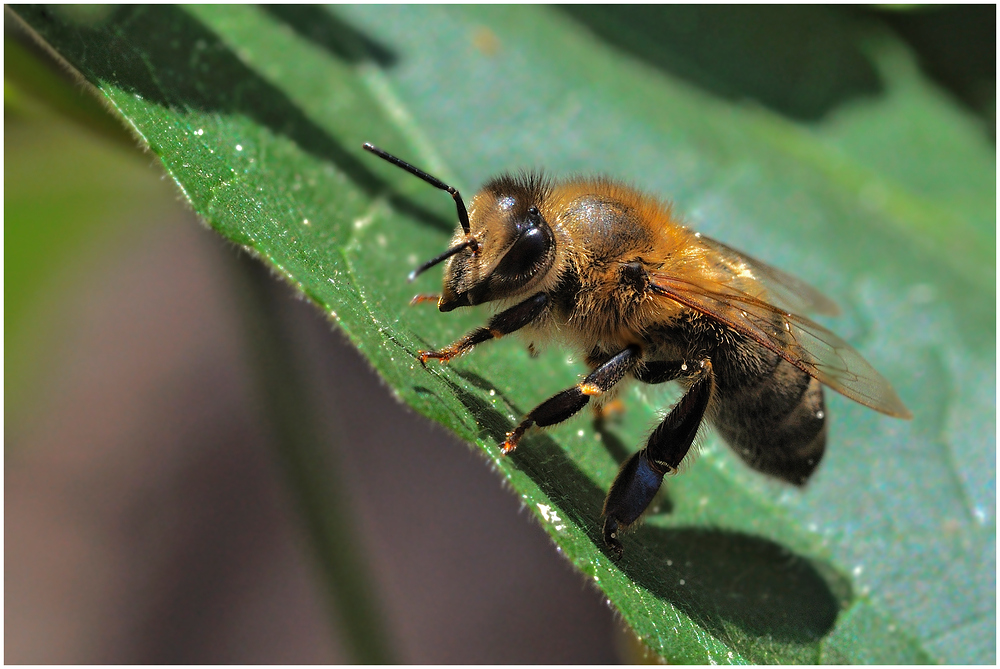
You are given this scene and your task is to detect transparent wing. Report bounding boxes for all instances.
[699,234,841,316]
[648,270,912,418]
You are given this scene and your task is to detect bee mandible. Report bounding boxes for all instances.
[363,143,911,557]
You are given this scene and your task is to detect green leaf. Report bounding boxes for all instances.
[12,5,993,663]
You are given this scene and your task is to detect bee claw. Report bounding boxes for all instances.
[500,433,518,455]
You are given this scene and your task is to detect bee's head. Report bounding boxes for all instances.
[438,173,555,311]
[361,144,556,311]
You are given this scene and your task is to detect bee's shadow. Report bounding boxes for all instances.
[435,367,851,655]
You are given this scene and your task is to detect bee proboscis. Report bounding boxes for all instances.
[363,142,911,557]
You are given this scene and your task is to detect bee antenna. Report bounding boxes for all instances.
[407,238,475,282]
[363,143,477,251]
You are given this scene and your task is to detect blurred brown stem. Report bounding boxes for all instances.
[224,249,395,664]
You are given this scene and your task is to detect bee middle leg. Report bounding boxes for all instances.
[602,359,715,558]
[502,345,642,454]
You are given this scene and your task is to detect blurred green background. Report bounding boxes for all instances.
[6,5,994,663]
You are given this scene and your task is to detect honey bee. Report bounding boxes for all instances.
[363,143,912,557]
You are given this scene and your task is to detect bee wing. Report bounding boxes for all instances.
[648,271,912,418]
[699,235,841,316]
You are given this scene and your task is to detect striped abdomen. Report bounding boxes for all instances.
[710,339,827,485]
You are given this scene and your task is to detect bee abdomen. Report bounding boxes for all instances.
[712,355,827,486]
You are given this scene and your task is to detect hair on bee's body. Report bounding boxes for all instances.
[363,143,911,558]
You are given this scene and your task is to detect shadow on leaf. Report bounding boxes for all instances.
[262,5,396,67]
[559,5,882,122]
[437,364,852,660]
[16,5,452,234]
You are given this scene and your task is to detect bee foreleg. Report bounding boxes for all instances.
[602,360,715,558]
[501,345,641,454]
[418,293,548,365]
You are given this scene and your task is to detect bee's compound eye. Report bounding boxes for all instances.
[494,226,550,279]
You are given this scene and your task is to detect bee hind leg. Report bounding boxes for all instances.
[602,360,715,558]
[502,345,641,454]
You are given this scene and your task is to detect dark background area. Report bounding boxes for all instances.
[5,5,994,663]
